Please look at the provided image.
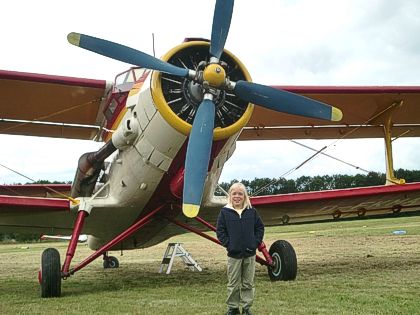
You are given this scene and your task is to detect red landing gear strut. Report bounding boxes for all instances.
[69,204,166,275]
[62,209,88,275]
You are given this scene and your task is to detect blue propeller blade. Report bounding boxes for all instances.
[182,98,216,218]
[210,0,234,59]
[234,81,342,121]
[67,32,189,78]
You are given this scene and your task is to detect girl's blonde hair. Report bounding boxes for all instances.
[228,182,252,209]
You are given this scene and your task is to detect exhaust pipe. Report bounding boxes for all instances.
[71,141,117,198]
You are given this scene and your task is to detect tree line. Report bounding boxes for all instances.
[217,169,420,196]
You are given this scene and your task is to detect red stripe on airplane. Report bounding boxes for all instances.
[0,195,70,211]
[0,69,106,89]
[272,86,420,94]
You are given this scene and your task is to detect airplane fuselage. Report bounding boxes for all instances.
[80,61,243,250]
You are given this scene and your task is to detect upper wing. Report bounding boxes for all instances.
[241,86,420,140]
[251,182,420,225]
[0,69,110,140]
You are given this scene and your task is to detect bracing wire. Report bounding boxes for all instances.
[0,162,78,204]
[251,101,404,196]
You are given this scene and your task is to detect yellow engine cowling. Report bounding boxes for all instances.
[151,41,254,140]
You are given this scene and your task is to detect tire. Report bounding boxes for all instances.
[103,256,119,269]
[40,248,62,298]
[267,240,297,281]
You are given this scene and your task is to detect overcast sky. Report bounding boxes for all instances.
[1,0,419,184]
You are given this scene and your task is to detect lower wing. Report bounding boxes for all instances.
[0,185,75,235]
[251,182,420,225]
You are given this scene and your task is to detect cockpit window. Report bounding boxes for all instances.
[114,67,148,92]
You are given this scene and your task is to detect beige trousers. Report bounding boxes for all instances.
[226,255,256,309]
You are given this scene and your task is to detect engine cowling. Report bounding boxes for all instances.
[151,41,254,140]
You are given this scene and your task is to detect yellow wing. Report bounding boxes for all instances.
[241,86,420,140]
[0,69,110,140]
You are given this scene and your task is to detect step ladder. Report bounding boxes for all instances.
[159,243,202,274]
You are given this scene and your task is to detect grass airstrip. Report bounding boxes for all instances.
[1,215,420,315]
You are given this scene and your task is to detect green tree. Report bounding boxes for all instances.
[395,169,420,183]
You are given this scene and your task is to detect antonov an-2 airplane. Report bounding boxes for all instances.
[1,0,420,298]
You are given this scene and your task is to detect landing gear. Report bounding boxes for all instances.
[267,240,297,281]
[40,248,62,298]
[35,204,165,298]
[103,255,119,269]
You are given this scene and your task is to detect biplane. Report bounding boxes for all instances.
[1,0,420,298]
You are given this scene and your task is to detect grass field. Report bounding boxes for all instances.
[1,215,420,315]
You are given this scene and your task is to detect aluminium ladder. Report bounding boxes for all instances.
[159,243,202,274]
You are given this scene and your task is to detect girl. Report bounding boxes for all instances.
[216,183,264,315]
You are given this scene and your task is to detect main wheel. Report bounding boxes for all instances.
[267,240,297,281]
[103,256,119,269]
[40,248,62,298]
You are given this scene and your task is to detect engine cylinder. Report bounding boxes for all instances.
[151,41,254,140]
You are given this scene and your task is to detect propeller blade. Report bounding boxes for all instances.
[210,0,234,59]
[234,81,343,121]
[182,98,216,218]
[67,32,189,77]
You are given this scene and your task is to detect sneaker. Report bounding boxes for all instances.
[242,308,253,315]
[226,308,240,315]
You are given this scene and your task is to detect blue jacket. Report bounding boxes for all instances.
[216,206,265,259]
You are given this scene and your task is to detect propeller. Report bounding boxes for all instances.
[67,0,343,218]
